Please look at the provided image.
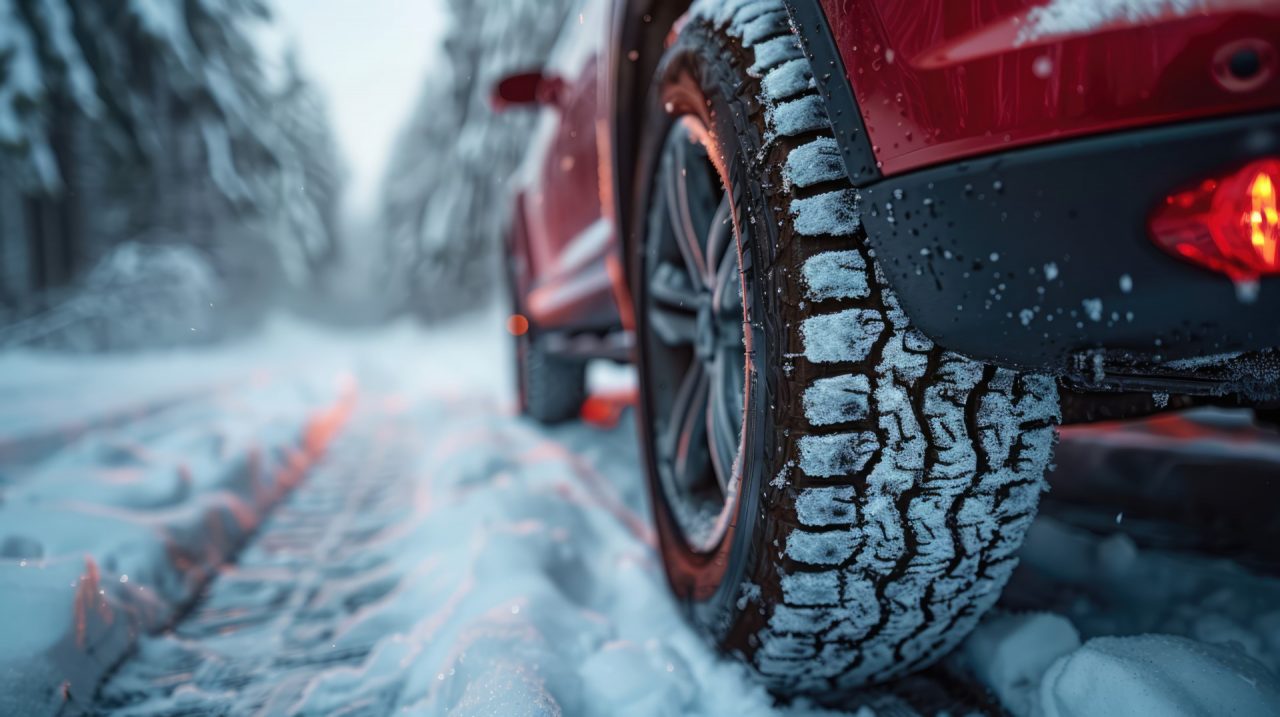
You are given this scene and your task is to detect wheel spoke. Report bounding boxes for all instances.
[663,135,716,287]
[711,210,743,319]
[664,361,711,491]
[706,351,743,494]
[650,261,700,312]
[644,119,752,552]
[649,306,698,346]
[704,196,733,281]
[649,258,699,346]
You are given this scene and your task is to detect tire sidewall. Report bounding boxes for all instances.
[631,24,783,642]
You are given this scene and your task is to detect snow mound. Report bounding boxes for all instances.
[0,242,225,352]
[964,613,1081,717]
[0,354,352,715]
[1038,635,1280,717]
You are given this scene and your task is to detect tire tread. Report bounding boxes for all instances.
[684,0,1061,694]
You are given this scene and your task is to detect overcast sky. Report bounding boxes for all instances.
[265,0,448,217]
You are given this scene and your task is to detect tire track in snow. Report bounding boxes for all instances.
[89,385,980,716]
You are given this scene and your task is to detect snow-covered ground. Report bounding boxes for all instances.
[2,312,1279,716]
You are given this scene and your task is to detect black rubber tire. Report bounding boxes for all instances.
[515,329,587,424]
[632,0,1062,696]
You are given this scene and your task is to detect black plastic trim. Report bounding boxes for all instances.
[783,0,881,187]
[859,110,1280,374]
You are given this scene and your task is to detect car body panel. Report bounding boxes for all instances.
[860,109,1280,380]
[510,0,620,330]
[507,0,1280,383]
[818,0,1280,176]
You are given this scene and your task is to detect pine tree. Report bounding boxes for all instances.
[0,0,344,341]
[378,0,576,322]
[268,51,344,287]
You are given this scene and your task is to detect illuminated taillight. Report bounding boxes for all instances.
[1149,158,1280,281]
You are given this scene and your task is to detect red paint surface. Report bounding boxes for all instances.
[524,57,605,277]
[515,0,612,295]
[579,388,638,430]
[820,0,1280,175]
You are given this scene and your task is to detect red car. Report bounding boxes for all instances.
[495,0,1280,695]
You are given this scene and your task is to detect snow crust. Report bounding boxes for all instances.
[785,526,860,566]
[797,431,880,479]
[741,8,790,47]
[803,250,870,302]
[791,190,861,237]
[1039,635,1280,717]
[801,309,884,364]
[785,138,847,191]
[803,374,871,426]
[0,323,356,714]
[749,35,803,78]
[769,95,830,138]
[795,486,858,526]
[763,58,815,103]
[3,307,1279,716]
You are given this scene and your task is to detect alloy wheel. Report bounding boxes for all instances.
[640,120,748,552]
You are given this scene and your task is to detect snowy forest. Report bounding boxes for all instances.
[0,0,346,350]
[380,0,575,321]
[0,0,572,349]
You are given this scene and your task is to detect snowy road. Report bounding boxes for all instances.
[3,316,1280,716]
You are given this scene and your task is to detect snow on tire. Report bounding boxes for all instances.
[655,0,1062,695]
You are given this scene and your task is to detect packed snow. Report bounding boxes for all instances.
[0,243,226,353]
[803,374,872,426]
[801,308,884,364]
[0,319,365,714]
[0,311,1278,715]
[769,95,832,139]
[802,251,870,302]
[763,59,816,104]
[785,139,848,192]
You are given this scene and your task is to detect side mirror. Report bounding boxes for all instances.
[491,71,567,112]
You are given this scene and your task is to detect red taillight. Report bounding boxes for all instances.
[1150,159,1280,281]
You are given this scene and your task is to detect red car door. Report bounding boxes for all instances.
[523,0,610,293]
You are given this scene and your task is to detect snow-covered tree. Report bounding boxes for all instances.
[0,0,343,335]
[268,52,345,287]
[379,0,575,322]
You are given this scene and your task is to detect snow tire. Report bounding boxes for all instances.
[634,0,1063,696]
[517,331,587,424]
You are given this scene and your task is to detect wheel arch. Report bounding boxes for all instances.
[608,0,882,284]
[608,0,693,324]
